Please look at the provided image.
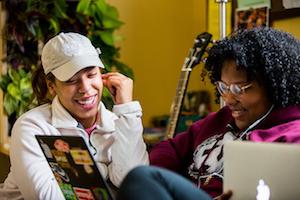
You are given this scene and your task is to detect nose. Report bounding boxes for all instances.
[78,78,91,93]
[222,93,238,106]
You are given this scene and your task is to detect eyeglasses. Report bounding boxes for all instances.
[215,81,253,96]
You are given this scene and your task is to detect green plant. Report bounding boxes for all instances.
[1,0,132,119]
[0,65,36,117]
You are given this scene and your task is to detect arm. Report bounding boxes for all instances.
[149,130,194,173]
[150,108,232,174]
[10,116,64,200]
[109,101,149,186]
[102,72,149,186]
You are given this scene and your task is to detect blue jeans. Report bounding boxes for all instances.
[117,166,213,200]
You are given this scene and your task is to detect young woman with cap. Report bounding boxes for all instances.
[0,32,148,199]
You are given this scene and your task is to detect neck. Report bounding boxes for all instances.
[80,113,99,128]
[239,104,274,138]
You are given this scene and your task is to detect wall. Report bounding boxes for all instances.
[107,0,300,127]
[272,16,300,39]
[108,0,212,127]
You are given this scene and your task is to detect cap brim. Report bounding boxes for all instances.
[51,55,104,81]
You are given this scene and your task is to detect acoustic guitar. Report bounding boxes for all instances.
[165,32,212,139]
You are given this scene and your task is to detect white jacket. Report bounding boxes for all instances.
[0,96,149,200]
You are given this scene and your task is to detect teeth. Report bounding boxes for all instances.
[232,110,244,117]
[77,96,95,105]
[233,110,241,112]
[233,110,241,113]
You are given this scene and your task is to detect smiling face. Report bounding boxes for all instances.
[54,139,70,153]
[47,66,102,128]
[220,60,272,131]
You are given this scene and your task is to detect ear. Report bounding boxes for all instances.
[46,79,56,97]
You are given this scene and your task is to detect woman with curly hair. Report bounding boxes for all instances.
[116,27,300,200]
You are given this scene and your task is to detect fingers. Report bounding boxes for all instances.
[101,72,133,104]
[216,190,233,200]
[102,74,117,96]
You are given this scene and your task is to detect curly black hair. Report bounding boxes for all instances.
[203,27,300,107]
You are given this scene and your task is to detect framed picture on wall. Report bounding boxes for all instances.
[232,0,300,28]
[234,6,269,30]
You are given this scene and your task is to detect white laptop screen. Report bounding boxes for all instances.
[224,141,300,200]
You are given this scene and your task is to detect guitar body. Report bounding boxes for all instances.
[165,32,212,139]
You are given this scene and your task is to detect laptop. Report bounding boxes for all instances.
[35,135,115,200]
[223,141,300,200]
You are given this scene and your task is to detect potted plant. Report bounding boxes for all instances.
[0,0,133,130]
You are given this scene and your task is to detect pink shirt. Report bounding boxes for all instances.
[85,123,97,136]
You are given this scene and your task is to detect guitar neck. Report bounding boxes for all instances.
[165,68,192,139]
[164,32,212,139]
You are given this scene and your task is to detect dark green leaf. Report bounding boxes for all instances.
[7,83,22,101]
[3,93,19,116]
[105,5,119,19]
[18,69,27,78]
[77,0,92,15]
[18,102,28,117]
[49,18,60,34]
[102,88,114,110]
[113,60,134,79]
[54,0,68,18]
[26,0,34,9]
[94,0,107,14]
[102,17,123,29]
[20,77,32,92]
[98,30,114,46]
[8,68,21,85]
[0,74,11,92]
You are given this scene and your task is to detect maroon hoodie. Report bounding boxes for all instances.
[149,105,300,198]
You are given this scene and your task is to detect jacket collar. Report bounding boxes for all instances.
[223,105,300,131]
[51,96,78,128]
[51,96,116,132]
[256,105,300,129]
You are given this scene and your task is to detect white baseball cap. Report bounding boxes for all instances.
[41,32,104,81]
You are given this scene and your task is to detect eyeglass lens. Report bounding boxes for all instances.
[216,81,245,96]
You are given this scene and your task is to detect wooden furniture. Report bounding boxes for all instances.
[0,2,9,155]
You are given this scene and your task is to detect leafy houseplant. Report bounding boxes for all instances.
[0,66,35,117]
[0,0,133,128]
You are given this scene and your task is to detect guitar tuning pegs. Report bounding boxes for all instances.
[195,38,206,44]
[200,38,206,43]
[201,57,208,63]
[205,46,211,52]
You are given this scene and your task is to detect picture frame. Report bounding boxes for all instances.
[234,6,269,30]
[232,0,300,28]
